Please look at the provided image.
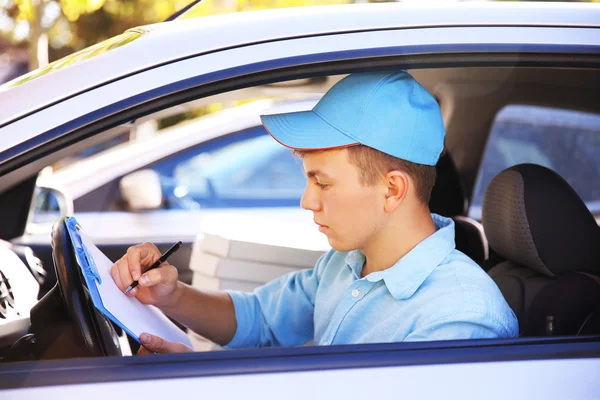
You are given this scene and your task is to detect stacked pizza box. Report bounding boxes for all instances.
[187,214,329,350]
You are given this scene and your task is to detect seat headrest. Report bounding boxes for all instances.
[482,164,600,277]
[430,152,467,217]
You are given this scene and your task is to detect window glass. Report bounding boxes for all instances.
[469,105,600,219]
[151,127,306,209]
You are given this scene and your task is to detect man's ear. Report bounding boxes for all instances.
[383,170,409,212]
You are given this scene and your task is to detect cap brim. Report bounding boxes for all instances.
[261,110,359,151]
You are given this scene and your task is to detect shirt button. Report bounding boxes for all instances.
[351,289,360,297]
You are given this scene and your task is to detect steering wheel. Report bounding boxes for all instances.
[50,216,122,357]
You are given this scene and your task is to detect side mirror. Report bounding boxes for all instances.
[120,169,163,211]
[27,185,74,234]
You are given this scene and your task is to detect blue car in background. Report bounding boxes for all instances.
[156,127,306,210]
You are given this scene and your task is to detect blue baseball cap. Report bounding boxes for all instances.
[261,70,445,166]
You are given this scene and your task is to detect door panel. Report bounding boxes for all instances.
[1,337,599,395]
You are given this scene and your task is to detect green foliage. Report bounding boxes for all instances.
[182,0,350,18]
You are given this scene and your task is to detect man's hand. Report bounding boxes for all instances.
[111,242,181,308]
[138,333,193,355]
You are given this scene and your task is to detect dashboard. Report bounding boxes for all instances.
[0,241,41,353]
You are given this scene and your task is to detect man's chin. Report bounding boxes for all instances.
[326,237,354,253]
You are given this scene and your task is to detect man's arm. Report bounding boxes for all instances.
[225,266,322,348]
[111,242,329,348]
[403,311,518,342]
[159,282,238,346]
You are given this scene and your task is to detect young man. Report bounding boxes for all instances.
[111,70,518,354]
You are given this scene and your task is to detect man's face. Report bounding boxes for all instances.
[300,149,386,252]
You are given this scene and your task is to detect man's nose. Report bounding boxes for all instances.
[300,187,321,212]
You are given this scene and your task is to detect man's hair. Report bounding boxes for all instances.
[294,145,437,204]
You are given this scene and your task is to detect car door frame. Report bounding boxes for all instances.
[1,336,599,393]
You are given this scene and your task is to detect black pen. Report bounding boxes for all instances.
[124,241,182,294]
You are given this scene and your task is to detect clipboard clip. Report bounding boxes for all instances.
[65,217,102,284]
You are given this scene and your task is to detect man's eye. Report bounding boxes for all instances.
[316,182,329,189]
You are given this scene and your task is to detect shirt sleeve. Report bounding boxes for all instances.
[224,252,331,348]
[403,311,517,342]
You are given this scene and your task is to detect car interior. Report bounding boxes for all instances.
[1,63,600,363]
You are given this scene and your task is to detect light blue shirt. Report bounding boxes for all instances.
[226,214,518,348]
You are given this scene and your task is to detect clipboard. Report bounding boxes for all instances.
[64,216,192,348]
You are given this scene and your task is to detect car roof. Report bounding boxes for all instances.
[1,2,599,128]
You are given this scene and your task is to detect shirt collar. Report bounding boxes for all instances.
[345,214,456,300]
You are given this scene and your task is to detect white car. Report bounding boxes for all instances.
[32,97,324,232]
[0,2,599,398]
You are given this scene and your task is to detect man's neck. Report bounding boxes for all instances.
[360,209,437,278]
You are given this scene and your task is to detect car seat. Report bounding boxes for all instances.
[482,164,600,336]
[430,152,488,264]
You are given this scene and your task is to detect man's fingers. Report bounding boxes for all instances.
[128,242,162,278]
[117,256,135,295]
[138,333,192,354]
[122,243,159,290]
[125,245,144,281]
[110,259,124,291]
[139,264,178,288]
[111,243,164,295]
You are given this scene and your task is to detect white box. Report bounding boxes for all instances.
[194,214,330,268]
[190,252,305,283]
[191,272,261,293]
[195,231,327,268]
